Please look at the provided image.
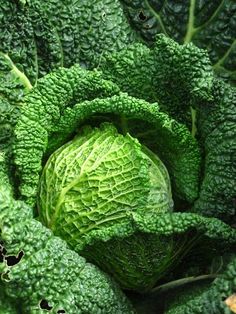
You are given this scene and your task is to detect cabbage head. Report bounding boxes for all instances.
[38,123,174,290]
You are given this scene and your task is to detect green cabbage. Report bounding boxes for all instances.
[38,123,173,290]
[11,35,236,298]
[39,123,173,230]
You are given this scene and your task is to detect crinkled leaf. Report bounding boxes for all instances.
[0,52,31,189]
[193,79,236,222]
[13,65,120,206]
[0,156,135,314]
[164,254,236,314]
[0,0,138,84]
[100,34,213,128]
[120,0,236,84]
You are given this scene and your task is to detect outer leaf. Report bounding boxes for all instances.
[0,1,62,84]
[100,34,213,129]
[0,0,138,84]
[193,79,236,222]
[0,53,31,149]
[164,283,210,314]
[0,52,32,188]
[38,0,140,69]
[13,65,120,206]
[165,254,236,314]
[120,0,236,84]
[0,155,135,314]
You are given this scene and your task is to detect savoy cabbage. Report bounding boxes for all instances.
[0,1,236,313]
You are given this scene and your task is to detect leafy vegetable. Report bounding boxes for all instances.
[12,37,236,292]
[120,0,236,84]
[14,35,236,223]
[0,2,235,311]
[36,113,235,291]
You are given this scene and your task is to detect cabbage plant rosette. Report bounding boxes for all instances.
[28,102,234,293]
[13,60,236,293]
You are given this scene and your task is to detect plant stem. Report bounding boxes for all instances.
[149,274,217,295]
